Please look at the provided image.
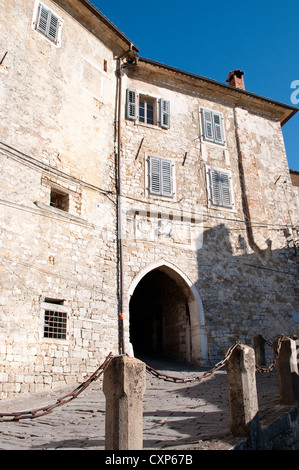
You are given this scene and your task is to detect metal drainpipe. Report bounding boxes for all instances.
[116,57,124,355]
[115,46,135,355]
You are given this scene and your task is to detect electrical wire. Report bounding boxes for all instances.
[1,141,298,235]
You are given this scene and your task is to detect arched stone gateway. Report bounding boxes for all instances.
[127,261,208,365]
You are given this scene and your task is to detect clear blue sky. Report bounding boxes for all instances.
[94,0,299,171]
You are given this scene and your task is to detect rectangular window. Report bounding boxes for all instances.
[139,96,155,125]
[42,300,68,340]
[44,310,67,339]
[149,157,173,197]
[126,89,170,129]
[36,4,60,43]
[201,109,224,145]
[50,188,69,212]
[208,168,233,208]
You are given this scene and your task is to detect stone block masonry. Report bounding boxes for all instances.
[0,0,298,396]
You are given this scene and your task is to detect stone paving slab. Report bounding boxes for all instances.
[0,354,294,450]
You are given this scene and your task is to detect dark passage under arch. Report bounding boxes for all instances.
[129,268,191,361]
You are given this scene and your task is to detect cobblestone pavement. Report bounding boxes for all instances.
[0,354,293,450]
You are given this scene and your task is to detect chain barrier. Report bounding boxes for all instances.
[0,352,114,422]
[255,334,286,373]
[146,334,288,382]
[0,334,289,422]
[145,341,241,384]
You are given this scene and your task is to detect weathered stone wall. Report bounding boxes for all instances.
[121,63,299,364]
[0,0,298,397]
[290,171,299,213]
[0,0,120,397]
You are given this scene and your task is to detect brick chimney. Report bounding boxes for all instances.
[226,70,245,90]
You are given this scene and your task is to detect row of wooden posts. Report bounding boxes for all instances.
[103,336,299,450]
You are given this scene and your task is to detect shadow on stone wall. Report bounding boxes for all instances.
[195,223,299,360]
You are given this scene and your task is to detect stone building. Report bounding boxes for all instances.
[0,0,298,397]
[290,170,299,206]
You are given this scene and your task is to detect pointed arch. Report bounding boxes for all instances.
[127,260,208,364]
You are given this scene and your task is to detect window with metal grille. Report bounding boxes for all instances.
[44,310,67,339]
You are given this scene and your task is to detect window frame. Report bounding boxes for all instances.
[33,2,62,46]
[206,166,234,210]
[139,95,156,126]
[40,301,70,342]
[148,156,174,198]
[201,108,225,145]
[126,89,170,129]
[50,187,70,212]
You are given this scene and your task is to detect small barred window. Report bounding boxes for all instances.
[42,299,68,340]
[44,310,67,339]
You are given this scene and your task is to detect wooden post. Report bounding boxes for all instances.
[226,343,263,448]
[274,337,299,405]
[103,355,146,450]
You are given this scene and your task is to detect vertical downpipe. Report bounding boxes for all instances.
[116,58,125,354]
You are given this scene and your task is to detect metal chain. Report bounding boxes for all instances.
[145,341,241,384]
[0,352,114,422]
[0,334,290,422]
[255,334,286,373]
[147,335,288,382]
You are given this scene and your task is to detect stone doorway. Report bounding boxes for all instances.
[129,268,193,362]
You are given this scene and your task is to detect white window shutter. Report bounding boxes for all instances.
[202,109,214,141]
[209,169,221,205]
[219,172,232,207]
[209,169,232,207]
[149,157,173,197]
[202,109,225,144]
[126,89,138,120]
[213,113,224,144]
[159,99,170,129]
[149,157,161,195]
[37,5,59,43]
[37,5,49,36]
[161,160,172,196]
[48,13,59,42]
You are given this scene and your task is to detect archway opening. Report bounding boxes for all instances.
[129,268,192,362]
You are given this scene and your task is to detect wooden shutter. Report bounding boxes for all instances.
[209,169,232,207]
[159,99,170,129]
[37,5,49,36]
[37,5,59,43]
[202,109,224,144]
[161,159,172,197]
[126,89,138,120]
[149,157,173,197]
[213,113,224,144]
[209,169,221,205]
[48,13,59,42]
[219,172,232,207]
[149,157,161,195]
[202,109,214,141]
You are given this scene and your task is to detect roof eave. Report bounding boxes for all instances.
[77,0,139,52]
[138,57,298,125]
